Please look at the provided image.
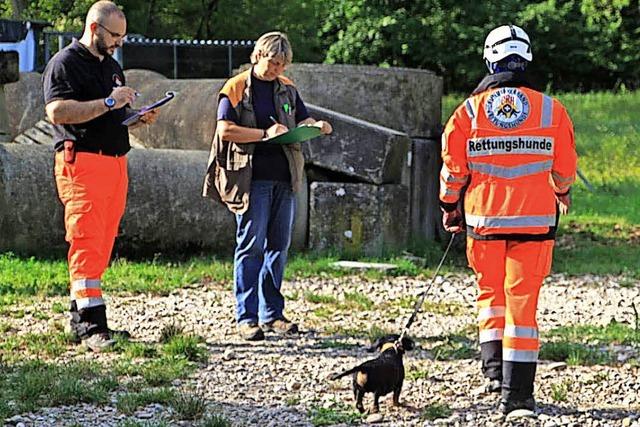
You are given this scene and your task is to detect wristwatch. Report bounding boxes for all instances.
[104,97,116,110]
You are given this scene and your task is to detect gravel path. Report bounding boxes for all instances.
[3,273,640,426]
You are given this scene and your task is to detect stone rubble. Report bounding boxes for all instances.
[3,273,639,426]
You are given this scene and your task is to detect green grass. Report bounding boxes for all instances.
[308,402,362,426]
[0,361,118,420]
[444,91,640,278]
[550,381,570,402]
[539,342,613,365]
[116,388,176,415]
[0,330,76,362]
[420,403,453,421]
[546,322,640,346]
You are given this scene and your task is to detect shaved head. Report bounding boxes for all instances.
[85,1,125,26]
[80,1,127,58]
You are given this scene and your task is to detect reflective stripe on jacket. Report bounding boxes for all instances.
[440,84,577,236]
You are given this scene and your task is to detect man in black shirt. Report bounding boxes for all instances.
[42,0,158,352]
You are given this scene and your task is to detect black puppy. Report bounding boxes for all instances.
[329,334,415,413]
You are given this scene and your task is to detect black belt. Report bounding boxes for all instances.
[57,145,125,158]
[76,146,126,157]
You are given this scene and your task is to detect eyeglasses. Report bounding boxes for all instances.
[95,22,126,39]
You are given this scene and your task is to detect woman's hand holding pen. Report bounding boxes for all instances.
[265,116,288,139]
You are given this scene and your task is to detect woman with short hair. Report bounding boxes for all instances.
[203,31,332,341]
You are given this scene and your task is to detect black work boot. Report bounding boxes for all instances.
[499,396,536,414]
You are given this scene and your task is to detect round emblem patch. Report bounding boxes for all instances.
[485,87,530,129]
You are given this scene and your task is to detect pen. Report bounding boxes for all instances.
[269,115,278,124]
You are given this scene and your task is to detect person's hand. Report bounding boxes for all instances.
[266,123,288,139]
[109,86,137,109]
[556,192,571,215]
[442,208,464,233]
[313,120,333,135]
[138,109,159,125]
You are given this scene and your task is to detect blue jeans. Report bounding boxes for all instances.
[234,180,295,325]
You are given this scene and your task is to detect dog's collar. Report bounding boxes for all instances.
[380,342,398,353]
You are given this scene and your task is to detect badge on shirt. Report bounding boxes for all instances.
[485,87,530,129]
[112,74,123,87]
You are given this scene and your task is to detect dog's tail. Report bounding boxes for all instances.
[328,367,359,381]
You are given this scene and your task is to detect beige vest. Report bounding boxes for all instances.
[202,69,305,214]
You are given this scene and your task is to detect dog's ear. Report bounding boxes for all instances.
[367,337,384,352]
[401,337,415,351]
[368,334,401,352]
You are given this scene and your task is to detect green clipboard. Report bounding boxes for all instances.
[266,125,323,145]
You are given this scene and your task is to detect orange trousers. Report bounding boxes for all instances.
[54,151,128,310]
[467,238,553,362]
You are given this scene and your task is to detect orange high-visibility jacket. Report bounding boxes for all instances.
[440,86,577,236]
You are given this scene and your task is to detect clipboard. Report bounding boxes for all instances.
[122,91,176,126]
[266,125,323,145]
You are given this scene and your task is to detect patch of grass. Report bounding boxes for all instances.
[51,301,66,313]
[343,292,374,311]
[550,381,570,402]
[0,361,118,419]
[406,365,430,381]
[162,334,207,363]
[159,323,185,344]
[199,414,232,427]
[284,291,300,301]
[308,402,362,426]
[540,342,613,365]
[0,330,74,361]
[171,392,207,421]
[305,292,338,305]
[116,388,176,415]
[420,403,452,421]
[546,321,640,346]
[285,396,301,406]
[323,325,361,338]
[427,331,477,361]
[313,307,334,319]
[365,325,395,343]
[115,356,195,387]
[121,341,159,359]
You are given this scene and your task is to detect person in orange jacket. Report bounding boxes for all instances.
[440,24,577,415]
[43,1,158,352]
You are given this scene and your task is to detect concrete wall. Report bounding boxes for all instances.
[286,63,443,138]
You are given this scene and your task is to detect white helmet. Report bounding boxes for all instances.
[483,24,532,64]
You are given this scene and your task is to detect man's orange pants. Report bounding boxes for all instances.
[54,151,127,315]
[467,237,554,400]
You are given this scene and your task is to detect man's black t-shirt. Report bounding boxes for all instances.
[42,39,130,156]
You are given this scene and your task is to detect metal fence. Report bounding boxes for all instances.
[43,31,254,78]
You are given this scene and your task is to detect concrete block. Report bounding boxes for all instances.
[305,104,411,185]
[0,143,308,255]
[287,63,443,138]
[309,182,409,256]
[0,51,19,84]
[0,144,236,255]
[409,139,445,241]
[5,72,44,138]
[125,69,224,151]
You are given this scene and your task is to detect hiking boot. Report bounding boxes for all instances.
[237,323,265,341]
[486,379,502,393]
[82,332,116,352]
[499,396,536,414]
[70,328,131,344]
[260,317,299,335]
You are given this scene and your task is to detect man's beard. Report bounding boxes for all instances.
[96,35,116,56]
